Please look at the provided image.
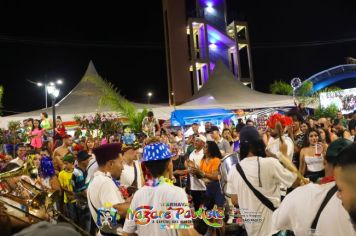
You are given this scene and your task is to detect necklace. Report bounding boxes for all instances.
[145,176,173,187]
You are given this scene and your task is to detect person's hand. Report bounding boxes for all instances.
[126,194,134,203]
[186,160,195,168]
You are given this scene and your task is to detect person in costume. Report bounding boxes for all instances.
[123,142,198,236]
[87,143,131,236]
[265,113,294,162]
[120,128,145,194]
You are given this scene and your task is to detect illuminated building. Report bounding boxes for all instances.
[162,0,254,105]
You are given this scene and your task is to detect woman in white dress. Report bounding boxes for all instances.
[299,129,328,182]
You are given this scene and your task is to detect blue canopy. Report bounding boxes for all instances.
[170,108,235,127]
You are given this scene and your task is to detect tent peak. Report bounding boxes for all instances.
[83,60,99,78]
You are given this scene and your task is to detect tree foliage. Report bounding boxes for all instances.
[270,80,293,95]
[314,103,339,119]
[0,85,3,108]
[84,76,147,132]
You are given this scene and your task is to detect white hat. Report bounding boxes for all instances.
[195,135,207,143]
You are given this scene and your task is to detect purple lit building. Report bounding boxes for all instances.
[162,0,254,105]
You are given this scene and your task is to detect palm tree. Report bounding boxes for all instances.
[84,76,148,132]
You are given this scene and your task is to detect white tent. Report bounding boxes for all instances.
[178,60,295,109]
[0,61,173,128]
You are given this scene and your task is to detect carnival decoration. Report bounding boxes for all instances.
[74,113,122,139]
[291,77,301,100]
[266,113,292,129]
[121,127,139,150]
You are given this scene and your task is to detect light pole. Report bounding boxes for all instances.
[47,85,60,137]
[28,79,63,108]
[147,92,152,104]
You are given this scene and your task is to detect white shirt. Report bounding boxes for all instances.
[304,156,324,172]
[86,154,98,184]
[87,171,125,235]
[267,136,294,162]
[120,160,143,188]
[226,157,297,236]
[123,183,193,236]
[10,157,24,167]
[188,149,206,191]
[271,182,356,236]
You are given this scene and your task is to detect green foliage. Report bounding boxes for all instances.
[270,80,293,95]
[8,121,21,132]
[0,85,3,106]
[314,103,339,119]
[294,81,341,107]
[84,75,148,132]
[74,113,122,138]
[297,81,313,96]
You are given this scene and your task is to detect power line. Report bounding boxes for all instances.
[0,35,164,49]
[253,37,356,49]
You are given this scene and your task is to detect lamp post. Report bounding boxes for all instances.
[28,79,63,108]
[147,92,153,104]
[47,85,60,137]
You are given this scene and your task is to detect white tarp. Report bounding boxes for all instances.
[177,60,295,109]
[0,61,173,128]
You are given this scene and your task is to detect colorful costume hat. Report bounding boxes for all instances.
[266,113,292,129]
[142,142,174,162]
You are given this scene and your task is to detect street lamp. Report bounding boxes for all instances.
[28,79,63,108]
[147,92,153,104]
[47,85,60,137]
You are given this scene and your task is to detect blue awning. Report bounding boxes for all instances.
[170,108,235,127]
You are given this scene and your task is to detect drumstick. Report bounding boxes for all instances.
[276,151,309,185]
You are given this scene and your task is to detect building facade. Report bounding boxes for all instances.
[163,0,254,105]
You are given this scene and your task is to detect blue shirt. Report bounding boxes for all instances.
[72,167,88,194]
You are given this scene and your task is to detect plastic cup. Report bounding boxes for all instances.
[315,143,322,157]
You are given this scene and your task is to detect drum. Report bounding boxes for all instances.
[219,153,240,195]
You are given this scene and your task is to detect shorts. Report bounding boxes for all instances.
[204,181,225,209]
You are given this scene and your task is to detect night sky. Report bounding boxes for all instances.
[0,0,355,116]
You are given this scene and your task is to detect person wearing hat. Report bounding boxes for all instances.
[265,113,294,162]
[58,154,77,222]
[72,150,91,232]
[87,143,130,236]
[210,126,232,156]
[120,130,144,193]
[186,135,207,211]
[123,142,198,236]
[271,138,355,236]
[226,126,298,236]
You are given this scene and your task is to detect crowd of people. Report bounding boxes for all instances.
[0,109,356,236]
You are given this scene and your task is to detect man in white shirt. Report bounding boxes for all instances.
[186,135,206,211]
[9,145,27,167]
[210,126,232,156]
[226,126,298,236]
[123,142,199,236]
[272,138,355,236]
[120,131,144,190]
[142,111,160,137]
[335,142,356,231]
[87,143,131,236]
